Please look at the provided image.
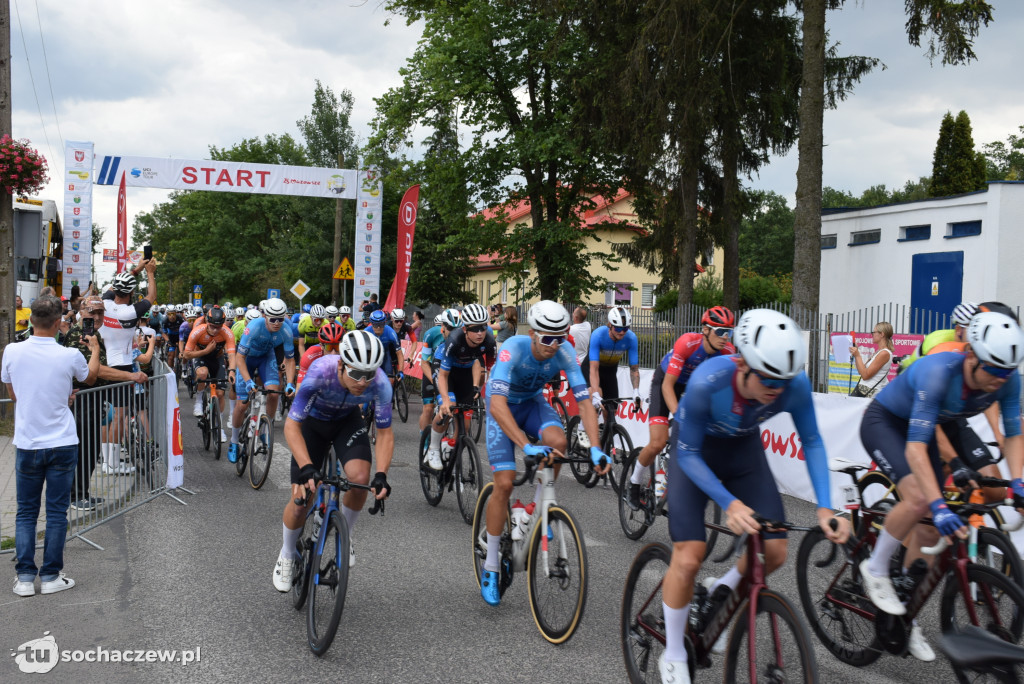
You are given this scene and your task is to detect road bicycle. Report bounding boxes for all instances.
[939,625,1024,683]
[198,372,229,460]
[566,397,633,492]
[233,387,280,490]
[391,372,409,423]
[468,393,485,443]
[796,484,1024,669]
[183,359,197,398]
[472,449,596,644]
[419,402,484,524]
[616,447,725,561]
[290,449,384,657]
[621,514,819,683]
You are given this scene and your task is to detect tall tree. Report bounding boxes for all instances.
[983,125,1024,181]
[738,190,794,277]
[930,110,986,196]
[930,111,956,195]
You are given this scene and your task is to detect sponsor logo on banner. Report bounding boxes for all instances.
[364,246,372,253]
[73,196,81,204]
[327,174,346,194]
[67,170,89,180]
[72,255,79,262]
[359,279,366,285]
[367,212,374,220]
[67,183,75,191]
[73,208,80,215]
[364,268,371,274]
[75,150,85,162]
[72,230,80,238]
[72,219,80,227]
[364,256,371,264]
[72,242,80,251]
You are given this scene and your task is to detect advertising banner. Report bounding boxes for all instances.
[116,172,128,272]
[94,155,358,199]
[102,248,117,262]
[165,371,184,488]
[384,184,419,311]
[352,169,383,311]
[63,141,94,298]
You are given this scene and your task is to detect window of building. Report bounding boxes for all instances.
[848,229,881,246]
[641,283,656,308]
[898,224,931,241]
[946,220,982,238]
[606,282,632,307]
[821,234,837,250]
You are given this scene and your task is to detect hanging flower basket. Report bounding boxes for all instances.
[0,135,50,196]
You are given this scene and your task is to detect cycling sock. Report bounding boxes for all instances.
[101,443,115,467]
[281,523,302,560]
[429,427,444,452]
[484,533,501,572]
[630,463,650,486]
[341,504,360,533]
[662,603,690,663]
[228,398,236,416]
[712,565,743,593]
[231,427,240,444]
[867,528,902,577]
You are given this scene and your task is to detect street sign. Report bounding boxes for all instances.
[193,297,202,307]
[290,280,310,302]
[333,258,354,280]
[267,288,281,299]
[193,284,203,293]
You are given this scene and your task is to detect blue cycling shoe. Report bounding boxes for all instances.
[227,443,239,464]
[481,570,501,606]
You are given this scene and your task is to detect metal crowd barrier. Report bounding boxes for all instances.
[2,359,189,554]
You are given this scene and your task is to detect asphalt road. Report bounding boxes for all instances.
[1,388,949,683]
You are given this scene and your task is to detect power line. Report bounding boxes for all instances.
[35,0,65,154]
[12,0,55,172]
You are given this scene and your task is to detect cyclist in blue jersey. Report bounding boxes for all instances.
[418,309,459,431]
[858,312,1024,627]
[228,298,297,463]
[479,301,610,607]
[658,309,849,684]
[367,309,405,378]
[588,306,641,420]
[162,307,180,370]
[272,330,393,591]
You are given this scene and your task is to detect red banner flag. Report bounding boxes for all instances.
[383,184,420,311]
[116,172,128,272]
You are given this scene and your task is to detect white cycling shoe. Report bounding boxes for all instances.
[858,559,906,615]
[425,448,443,471]
[658,653,691,684]
[908,624,935,661]
[273,552,295,593]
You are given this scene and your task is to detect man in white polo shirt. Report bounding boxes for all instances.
[2,295,100,596]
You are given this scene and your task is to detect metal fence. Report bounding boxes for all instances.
[2,358,187,553]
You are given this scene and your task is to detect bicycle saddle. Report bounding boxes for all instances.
[938,626,1024,667]
[829,457,870,474]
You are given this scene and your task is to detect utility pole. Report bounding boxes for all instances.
[331,152,344,305]
[0,1,13,356]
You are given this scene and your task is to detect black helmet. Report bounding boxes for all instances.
[206,306,226,326]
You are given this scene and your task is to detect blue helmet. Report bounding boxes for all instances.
[302,303,312,313]
[369,309,387,324]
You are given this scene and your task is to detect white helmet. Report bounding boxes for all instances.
[734,309,806,379]
[461,303,488,325]
[184,306,197,319]
[263,298,287,317]
[340,330,385,372]
[339,306,352,315]
[247,303,255,310]
[245,309,262,322]
[607,306,631,328]
[967,312,1024,369]
[258,299,267,313]
[234,307,245,318]
[951,301,979,327]
[528,300,571,334]
[224,301,233,311]
[310,304,326,319]
[325,305,339,317]
[391,307,406,321]
[434,313,443,325]
[440,308,462,328]
[111,272,137,295]
[224,308,236,319]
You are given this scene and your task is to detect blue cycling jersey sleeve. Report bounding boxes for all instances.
[999,372,1022,438]
[588,326,607,363]
[674,367,737,509]
[626,330,639,366]
[784,374,832,509]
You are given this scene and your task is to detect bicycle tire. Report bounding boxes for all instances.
[723,588,819,683]
[292,506,317,610]
[470,397,484,443]
[212,398,222,460]
[606,423,634,494]
[471,482,511,590]
[527,505,588,644]
[249,415,274,490]
[397,380,409,423]
[856,470,899,534]
[975,526,1024,589]
[306,510,351,656]
[551,394,569,430]
[567,416,595,485]
[234,416,250,477]
[455,436,483,525]
[940,562,1024,649]
[795,527,883,666]
[200,390,211,450]
[618,450,655,541]
[419,428,445,506]
[621,542,673,684]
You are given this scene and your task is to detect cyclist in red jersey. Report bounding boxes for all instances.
[297,322,345,385]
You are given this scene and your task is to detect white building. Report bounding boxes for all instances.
[819,181,1024,329]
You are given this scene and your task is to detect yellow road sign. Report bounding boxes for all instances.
[333,258,354,280]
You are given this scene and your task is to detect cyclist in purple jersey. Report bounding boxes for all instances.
[272,330,394,592]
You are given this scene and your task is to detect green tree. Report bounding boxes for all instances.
[983,125,1024,180]
[930,110,986,196]
[738,191,794,277]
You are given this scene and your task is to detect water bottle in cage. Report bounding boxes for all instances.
[311,507,324,543]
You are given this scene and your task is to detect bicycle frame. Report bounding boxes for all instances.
[510,465,566,577]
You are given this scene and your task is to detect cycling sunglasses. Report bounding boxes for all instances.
[538,334,566,347]
[465,324,487,333]
[266,317,285,324]
[981,363,1015,379]
[755,371,790,389]
[611,326,629,333]
[345,366,375,383]
[709,327,733,338]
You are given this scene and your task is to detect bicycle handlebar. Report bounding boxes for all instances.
[292,474,386,515]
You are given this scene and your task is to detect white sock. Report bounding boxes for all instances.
[228,398,236,416]
[630,462,650,486]
[484,533,501,572]
[867,528,902,578]
[341,504,360,533]
[662,602,691,663]
[281,523,302,560]
[429,427,444,451]
[101,443,116,467]
[712,565,743,593]
[231,427,240,444]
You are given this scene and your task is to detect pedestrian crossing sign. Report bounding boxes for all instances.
[333,258,354,280]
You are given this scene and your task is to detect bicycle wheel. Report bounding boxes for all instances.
[397,380,409,423]
[567,416,595,485]
[419,428,444,506]
[471,482,512,589]
[941,562,1024,645]
[975,526,1024,588]
[306,510,351,656]
[248,415,274,490]
[455,437,483,525]
[795,527,883,666]
[618,451,655,541]
[621,542,673,684]
[470,397,484,443]
[200,391,211,450]
[607,423,634,495]
[211,398,222,460]
[551,395,569,430]
[292,507,317,610]
[723,589,819,683]
[527,505,588,644]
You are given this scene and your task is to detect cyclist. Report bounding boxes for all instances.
[163,305,181,371]
[479,301,609,607]
[366,309,405,380]
[233,308,257,344]
[324,304,340,324]
[391,308,413,342]
[273,330,394,590]
[424,304,495,470]
[658,309,849,684]
[338,305,356,332]
[297,304,327,356]
[183,306,237,437]
[625,306,735,511]
[857,313,1023,631]
[417,309,459,432]
[588,306,641,420]
[228,298,297,464]
[297,321,345,385]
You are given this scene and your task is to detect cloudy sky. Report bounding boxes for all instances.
[10,0,1024,284]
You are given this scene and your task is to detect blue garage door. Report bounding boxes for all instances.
[910,251,963,334]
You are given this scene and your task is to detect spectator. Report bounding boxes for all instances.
[2,295,100,596]
[362,293,381,314]
[491,305,518,348]
[410,311,425,341]
[569,307,592,366]
[850,321,895,398]
[14,295,30,332]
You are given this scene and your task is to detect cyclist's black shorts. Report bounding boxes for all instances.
[860,401,944,486]
[441,367,475,404]
[421,374,437,404]
[196,352,226,380]
[290,411,371,484]
[940,417,998,470]
[108,365,136,407]
[648,366,684,427]
[589,362,620,407]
